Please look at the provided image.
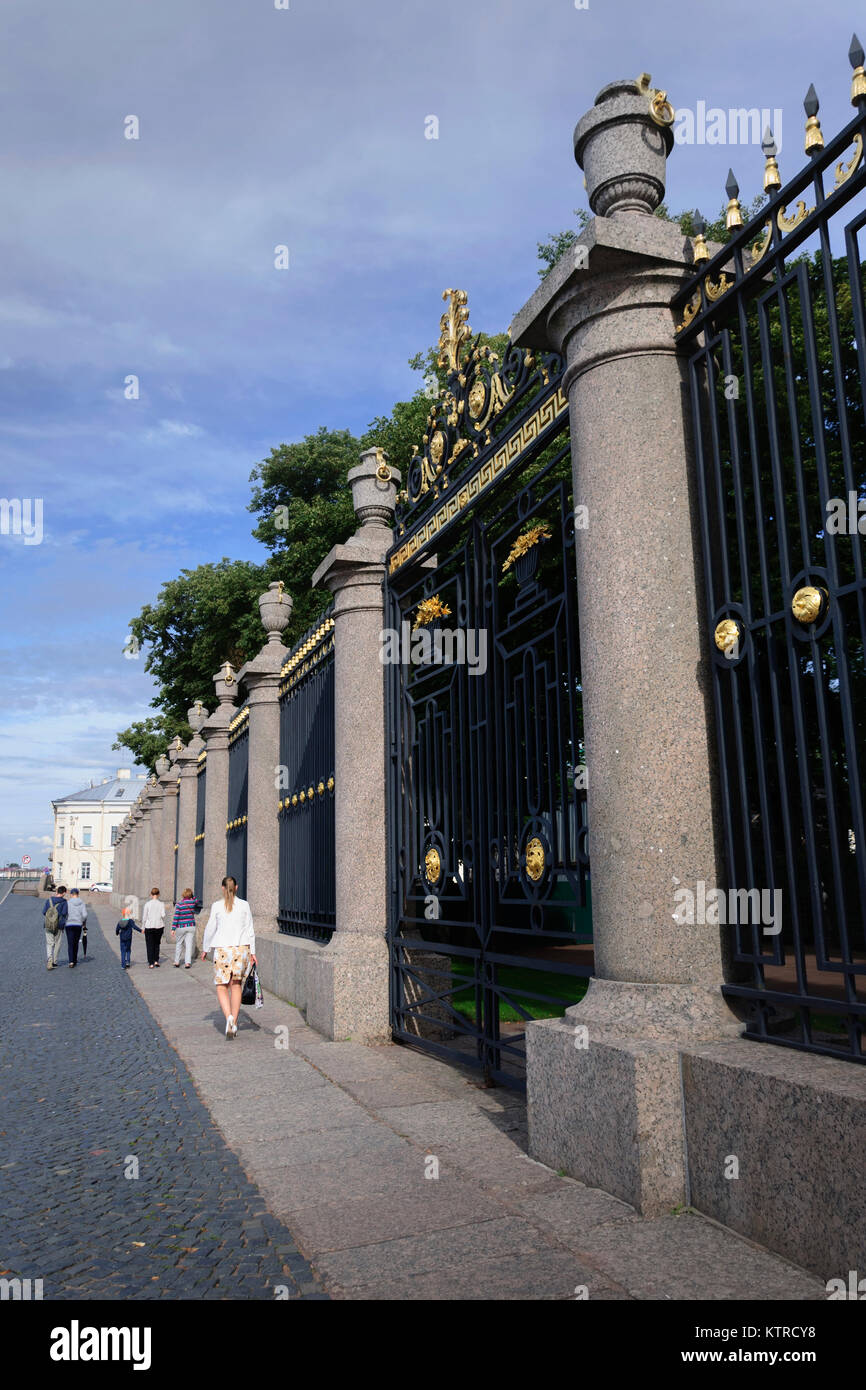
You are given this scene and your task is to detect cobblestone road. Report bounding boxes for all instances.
[0,894,326,1300]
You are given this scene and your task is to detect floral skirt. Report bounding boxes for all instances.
[212,945,251,986]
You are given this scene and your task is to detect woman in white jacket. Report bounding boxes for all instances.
[201,876,256,1040]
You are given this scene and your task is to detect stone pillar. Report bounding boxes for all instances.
[112,827,126,907]
[510,77,739,1215]
[146,779,164,900]
[200,666,238,924]
[305,449,401,1041]
[237,584,293,936]
[127,804,142,910]
[175,708,206,901]
[140,779,159,898]
[155,754,177,907]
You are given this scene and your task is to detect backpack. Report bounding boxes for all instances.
[44,900,61,934]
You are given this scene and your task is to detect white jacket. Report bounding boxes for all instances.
[202,897,255,954]
[142,899,166,930]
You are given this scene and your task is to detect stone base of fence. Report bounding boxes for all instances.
[527,980,741,1216]
[253,932,390,1043]
[681,1040,866,1281]
[528,982,866,1279]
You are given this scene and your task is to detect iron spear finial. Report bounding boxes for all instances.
[692,209,709,264]
[762,127,781,191]
[804,84,824,153]
[725,170,743,230]
[850,34,866,104]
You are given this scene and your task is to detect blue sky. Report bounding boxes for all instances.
[0,0,857,863]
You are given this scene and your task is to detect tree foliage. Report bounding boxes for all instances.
[536,198,767,278]
[114,558,277,769]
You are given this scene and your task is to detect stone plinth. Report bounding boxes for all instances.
[281,455,399,1042]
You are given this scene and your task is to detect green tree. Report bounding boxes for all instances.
[113,558,276,769]
[248,425,358,640]
[536,199,766,278]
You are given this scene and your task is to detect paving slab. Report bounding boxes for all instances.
[314,1214,561,1288]
[575,1214,824,1301]
[342,1250,631,1301]
[30,902,826,1302]
[285,1178,504,1253]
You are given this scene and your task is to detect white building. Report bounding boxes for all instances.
[51,769,146,889]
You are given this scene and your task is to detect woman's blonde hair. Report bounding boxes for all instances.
[221,875,237,912]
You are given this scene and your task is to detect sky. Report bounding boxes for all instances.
[0,0,857,865]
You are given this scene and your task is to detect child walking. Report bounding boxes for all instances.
[116,904,142,968]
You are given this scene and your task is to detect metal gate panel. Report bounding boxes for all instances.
[226,709,248,899]
[278,609,336,941]
[385,294,592,1087]
[674,91,866,1061]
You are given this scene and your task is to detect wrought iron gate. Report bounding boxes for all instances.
[385,290,592,1088]
[278,608,336,941]
[675,58,866,1062]
[226,708,248,899]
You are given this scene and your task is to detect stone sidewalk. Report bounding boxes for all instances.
[91,906,825,1301]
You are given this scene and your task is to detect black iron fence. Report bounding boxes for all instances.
[675,49,866,1062]
[277,608,336,941]
[226,709,249,899]
[385,297,592,1088]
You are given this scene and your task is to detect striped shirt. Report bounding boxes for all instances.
[172,899,198,930]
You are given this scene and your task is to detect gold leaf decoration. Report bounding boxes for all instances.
[437,288,471,373]
[777,199,813,234]
[675,292,701,333]
[748,220,773,267]
[502,522,552,573]
[413,595,452,630]
[704,272,733,302]
[834,133,864,189]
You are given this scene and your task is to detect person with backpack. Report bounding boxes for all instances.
[65,888,88,968]
[42,886,68,970]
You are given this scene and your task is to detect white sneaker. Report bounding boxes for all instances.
[226,1014,234,1039]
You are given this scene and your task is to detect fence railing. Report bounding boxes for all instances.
[226,709,249,899]
[278,607,336,942]
[676,67,866,1063]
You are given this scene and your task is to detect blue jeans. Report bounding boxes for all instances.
[120,941,132,967]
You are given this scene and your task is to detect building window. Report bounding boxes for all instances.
[80,862,91,881]
[109,861,114,880]
[59,830,65,847]
[82,827,92,847]
[110,826,118,846]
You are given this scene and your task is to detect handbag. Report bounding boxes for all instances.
[241,965,257,1006]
